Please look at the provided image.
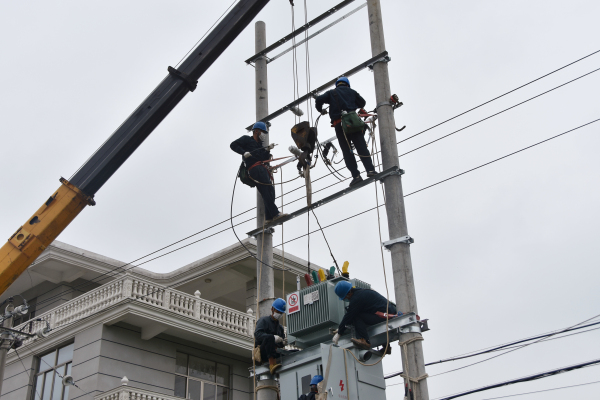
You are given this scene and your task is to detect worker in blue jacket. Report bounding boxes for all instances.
[315,77,376,187]
[331,281,398,350]
[254,298,286,374]
[298,375,323,400]
[230,122,287,223]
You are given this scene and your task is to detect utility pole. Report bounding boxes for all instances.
[0,298,14,396]
[254,20,278,400]
[366,1,430,399]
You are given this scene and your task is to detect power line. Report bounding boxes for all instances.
[479,380,600,400]
[396,48,600,145]
[398,66,600,159]
[384,320,600,379]
[431,359,600,400]
[35,59,600,307]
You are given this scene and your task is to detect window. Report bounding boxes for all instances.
[174,352,230,400]
[33,343,73,400]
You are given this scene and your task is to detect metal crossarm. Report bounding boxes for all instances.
[244,0,359,65]
[246,166,403,237]
[244,51,389,130]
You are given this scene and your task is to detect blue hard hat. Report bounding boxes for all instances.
[310,375,324,386]
[334,281,352,300]
[273,298,286,313]
[335,77,350,87]
[252,121,268,132]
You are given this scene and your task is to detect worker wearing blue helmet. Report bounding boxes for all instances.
[315,77,376,187]
[254,298,287,374]
[332,281,399,350]
[298,375,324,400]
[230,122,288,223]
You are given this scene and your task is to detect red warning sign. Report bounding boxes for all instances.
[287,292,300,314]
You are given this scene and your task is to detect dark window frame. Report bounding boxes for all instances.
[32,343,74,400]
[174,352,230,400]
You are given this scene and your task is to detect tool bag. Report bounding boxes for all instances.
[238,162,256,188]
[332,89,365,135]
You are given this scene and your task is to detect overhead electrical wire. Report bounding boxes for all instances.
[430,358,600,400]
[33,112,600,309]
[396,48,600,145]
[477,380,600,400]
[30,54,600,306]
[384,320,600,379]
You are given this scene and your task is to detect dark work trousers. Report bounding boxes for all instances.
[249,165,280,221]
[352,307,397,342]
[258,335,278,360]
[334,124,375,178]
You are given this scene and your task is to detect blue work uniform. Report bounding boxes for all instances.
[337,288,397,343]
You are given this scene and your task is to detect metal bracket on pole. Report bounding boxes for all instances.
[367,55,391,70]
[399,323,422,334]
[379,168,404,183]
[252,227,275,238]
[382,235,414,250]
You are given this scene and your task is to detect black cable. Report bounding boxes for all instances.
[404,117,600,198]
[397,48,600,145]
[384,320,600,379]
[430,359,600,400]
[478,380,600,400]
[38,50,600,308]
[398,66,600,159]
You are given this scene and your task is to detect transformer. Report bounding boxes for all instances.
[285,277,371,348]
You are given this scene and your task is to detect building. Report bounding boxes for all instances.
[0,239,319,400]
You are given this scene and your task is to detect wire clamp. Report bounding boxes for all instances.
[367,55,391,70]
[167,66,198,92]
[382,235,414,250]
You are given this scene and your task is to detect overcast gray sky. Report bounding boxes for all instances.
[1,0,599,399]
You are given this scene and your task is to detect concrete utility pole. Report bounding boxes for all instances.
[0,298,14,396]
[366,1,430,399]
[254,21,278,400]
[254,21,275,320]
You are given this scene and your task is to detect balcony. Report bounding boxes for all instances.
[94,382,181,400]
[13,275,256,355]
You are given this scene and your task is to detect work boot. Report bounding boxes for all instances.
[268,357,282,375]
[349,176,363,187]
[366,170,377,178]
[351,338,371,350]
[271,213,289,222]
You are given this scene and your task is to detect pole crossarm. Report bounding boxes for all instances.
[245,51,388,130]
[267,2,367,64]
[244,0,359,65]
[245,166,401,237]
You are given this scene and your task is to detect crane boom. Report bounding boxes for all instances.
[0,0,270,296]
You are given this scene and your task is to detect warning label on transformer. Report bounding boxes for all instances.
[287,292,300,315]
[303,290,320,305]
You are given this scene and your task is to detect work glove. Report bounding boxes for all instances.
[243,152,251,159]
[332,333,340,345]
[274,335,284,344]
[267,143,276,150]
[320,109,328,116]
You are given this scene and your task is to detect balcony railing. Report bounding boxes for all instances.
[13,275,255,345]
[94,384,181,400]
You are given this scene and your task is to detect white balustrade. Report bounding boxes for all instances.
[95,386,182,400]
[12,275,255,343]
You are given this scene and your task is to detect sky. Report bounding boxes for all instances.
[1,0,600,399]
